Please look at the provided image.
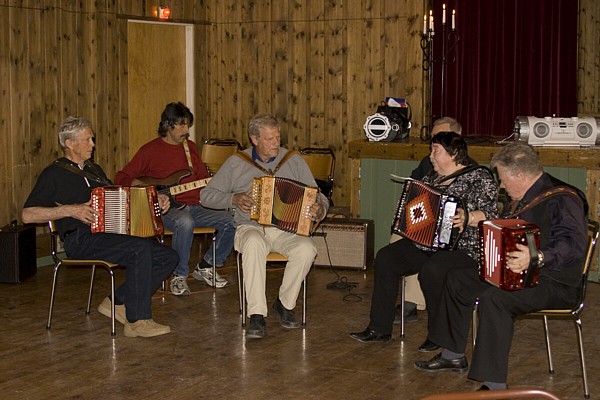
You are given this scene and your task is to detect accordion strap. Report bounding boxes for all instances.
[53,159,112,186]
[235,150,300,176]
[434,164,492,186]
[507,186,581,218]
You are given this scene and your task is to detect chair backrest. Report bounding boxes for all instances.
[201,139,242,175]
[577,220,600,308]
[48,221,62,263]
[300,147,335,201]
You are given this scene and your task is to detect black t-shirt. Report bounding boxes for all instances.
[23,158,110,239]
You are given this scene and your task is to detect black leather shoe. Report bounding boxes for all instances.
[414,353,468,373]
[246,314,266,339]
[349,328,391,343]
[272,298,300,329]
[418,339,441,352]
[393,305,418,324]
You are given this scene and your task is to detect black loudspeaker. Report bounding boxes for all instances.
[312,218,374,270]
[0,224,37,283]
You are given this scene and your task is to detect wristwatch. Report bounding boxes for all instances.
[537,250,544,267]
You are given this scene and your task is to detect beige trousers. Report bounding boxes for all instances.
[389,233,426,310]
[235,225,316,317]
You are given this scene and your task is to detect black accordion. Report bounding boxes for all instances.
[391,179,461,249]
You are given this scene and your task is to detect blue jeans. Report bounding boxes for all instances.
[64,229,178,321]
[161,205,235,277]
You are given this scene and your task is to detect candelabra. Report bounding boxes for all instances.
[420,6,460,140]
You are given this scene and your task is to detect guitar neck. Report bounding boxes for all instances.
[169,177,212,196]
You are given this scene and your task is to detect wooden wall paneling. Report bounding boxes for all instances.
[206,2,223,142]
[323,0,345,152]
[220,2,242,140]
[59,0,77,117]
[238,2,258,147]
[26,0,46,211]
[290,1,309,152]
[115,17,128,176]
[9,4,29,224]
[255,2,273,129]
[193,25,208,141]
[578,0,600,115]
[271,0,291,145]
[42,4,62,163]
[0,10,11,226]
[307,1,325,152]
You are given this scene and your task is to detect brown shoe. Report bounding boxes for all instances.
[124,319,171,338]
[97,297,127,325]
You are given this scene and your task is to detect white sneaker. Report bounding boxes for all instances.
[124,319,171,338]
[169,275,191,296]
[192,266,228,288]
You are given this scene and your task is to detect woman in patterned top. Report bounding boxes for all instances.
[350,132,499,350]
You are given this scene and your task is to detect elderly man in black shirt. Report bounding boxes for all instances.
[22,116,178,338]
[415,142,589,392]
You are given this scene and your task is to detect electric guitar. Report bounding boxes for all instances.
[133,170,211,210]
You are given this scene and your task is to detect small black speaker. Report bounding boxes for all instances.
[0,224,37,283]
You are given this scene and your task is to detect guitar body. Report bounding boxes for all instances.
[133,170,211,210]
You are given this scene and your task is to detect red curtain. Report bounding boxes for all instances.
[430,0,578,137]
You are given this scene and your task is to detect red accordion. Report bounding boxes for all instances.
[392,179,461,249]
[479,219,541,291]
[250,176,318,237]
[91,186,164,237]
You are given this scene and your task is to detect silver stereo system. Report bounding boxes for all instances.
[514,116,600,147]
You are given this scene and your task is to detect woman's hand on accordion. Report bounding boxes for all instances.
[157,194,171,214]
[454,209,483,233]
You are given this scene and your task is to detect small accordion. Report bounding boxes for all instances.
[91,186,164,237]
[250,176,318,237]
[479,219,541,291]
[392,179,461,249]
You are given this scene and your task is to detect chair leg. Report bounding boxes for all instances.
[237,253,247,326]
[542,315,554,374]
[575,317,590,398]
[109,269,116,336]
[46,262,62,330]
[472,299,479,350]
[400,276,406,338]
[302,276,307,326]
[86,265,97,314]
[211,232,217,289]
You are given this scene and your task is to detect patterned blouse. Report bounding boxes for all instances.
[420,166,499,261]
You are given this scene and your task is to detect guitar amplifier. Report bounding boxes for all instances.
[0,224,37,283]
[312,218,374,270]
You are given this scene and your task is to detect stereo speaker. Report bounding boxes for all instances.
[0,224,37,283]
[514,116,600,147]
[312,218,374,270]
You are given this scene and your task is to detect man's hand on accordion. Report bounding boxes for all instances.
[232,189,255,214]
[308,201,325,222]
[157,194,171,214]
[70,200,98,225]
[507,243,530,274]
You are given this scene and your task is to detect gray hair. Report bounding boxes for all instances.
[58,116,93,149]
[434,117,462,135]
[490,142,543,178]
[248,113,279,140]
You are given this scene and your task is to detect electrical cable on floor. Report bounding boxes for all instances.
[315,227,362,302]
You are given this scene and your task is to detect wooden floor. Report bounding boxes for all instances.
[1,236,599,400]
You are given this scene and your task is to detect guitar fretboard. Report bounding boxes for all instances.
[169,178,211,195]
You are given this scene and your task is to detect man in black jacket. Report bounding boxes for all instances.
[414,142,589,391]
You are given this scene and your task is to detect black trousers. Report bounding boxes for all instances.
[64,229,178,321]
[368,239,477,335]
[428,266,579,383]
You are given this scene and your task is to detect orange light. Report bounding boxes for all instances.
[158,6,171,19]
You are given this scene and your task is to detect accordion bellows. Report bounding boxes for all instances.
[250,176,318,236]
[91,186,164,237]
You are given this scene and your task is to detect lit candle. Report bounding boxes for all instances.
[452,9,456,30]
[442,4,446,24]
[423,15,427,35]
[429,10,433,32]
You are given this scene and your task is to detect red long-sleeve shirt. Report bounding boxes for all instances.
[115,138,210,206]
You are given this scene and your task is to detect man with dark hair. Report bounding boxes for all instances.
[23,116,178,337]
[201,113,329,339]
[415,142,588,392]
[116,102,235,295]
